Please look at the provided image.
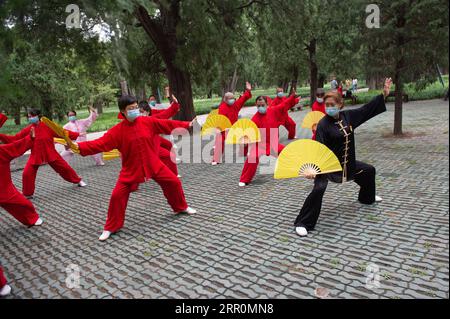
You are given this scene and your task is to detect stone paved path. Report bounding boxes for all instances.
[1,98,448,299]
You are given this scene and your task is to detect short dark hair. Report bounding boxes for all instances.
[118,95,137,111]
[28,109,41,117]
[256,96,268,103]
[138,100,151,113]
[67,110,77,116]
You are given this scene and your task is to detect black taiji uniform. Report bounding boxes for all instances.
[294,94,387,231]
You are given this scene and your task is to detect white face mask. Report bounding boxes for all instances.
[316,98,324,104]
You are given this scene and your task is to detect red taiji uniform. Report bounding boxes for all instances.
[0,113,7,128]
[152,102,180,175]
[77,116,191,233]
[269,96,300,140]
[240,95,297,184]
[0,266,7,288]
[0,121,82,197]
[213,90,252,163]
[0,136,40,226]
[129,102,181,193]
[311,100,326,140]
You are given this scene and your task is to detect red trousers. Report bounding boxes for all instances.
[22,158,82,196]
[159,147,178,176]
[0,266,7,288]
[282,116,297,139]
[212,131,226,163]
[240,143,285,184]
[104,165,188,232]
[0,191,40,226]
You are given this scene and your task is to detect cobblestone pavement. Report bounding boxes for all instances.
[1,98,448,299]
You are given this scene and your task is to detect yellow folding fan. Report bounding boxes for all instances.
[225,119,261,144]
[41,117,79,153]
[301,111,325,129]
[201,114,232,136]
[103,149,121,161]
[274,139,342,179]
[208,109,219,118]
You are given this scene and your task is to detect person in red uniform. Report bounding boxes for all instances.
[138,98,180,176]
[72,95,197,242]
[269,88,300,140]
[310,88,326,140]
[212,82,253,165]
[0,127,43,227]
[0,109,87,199]
[239,92,299,187]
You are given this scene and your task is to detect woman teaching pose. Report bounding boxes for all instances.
[294,78,392,237]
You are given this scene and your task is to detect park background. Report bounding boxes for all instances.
[0,0,448,134]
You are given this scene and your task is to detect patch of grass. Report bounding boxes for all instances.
[409,267,428,277]
[329,258,341,268]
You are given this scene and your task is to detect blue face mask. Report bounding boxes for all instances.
[149,101,157,107]
[316,98,324,104]
[257,106,267,114]
[277,92,285,98]
[28,116,39,124]
[68,116,77,122]
[325,106,340,117]
[227,99,235,106]
[127,109,140,120]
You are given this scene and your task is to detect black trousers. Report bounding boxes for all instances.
[294,161,376,230]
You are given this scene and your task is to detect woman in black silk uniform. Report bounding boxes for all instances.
[295,78,393,237]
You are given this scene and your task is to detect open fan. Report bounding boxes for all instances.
[274,139,342,179]
[201,114,232,136]
[103,149,121,161]
[41,117,79,153]
[301,111,325,129]
[208,109,219,117]
[225,119,261,144]
[0,114,7,128]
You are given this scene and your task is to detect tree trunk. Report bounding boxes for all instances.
[318,73,326,88]
[166,63,196,121]
[42,96,52,119]
[230,68,239,93]
[135,4,195,121]
[393,5,406,136]
[307,38,318,103]
[94,99,103,115]
[14,106,21,125]
[207,89,213,99]
[120,80,129,96]
[289,65,299,93]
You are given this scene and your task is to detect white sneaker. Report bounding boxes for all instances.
[0,284,11,297]
[177,207,197,215]
[99,231,112,241]
[238,182,247,187]
[175,158,181,164]
[78,180,87,187]
[34,218,43,226]
[375,195,383,202]
[177,175,182,178]
[211,162,218,166]
[97,162,105,166]
[295,227,308,237]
